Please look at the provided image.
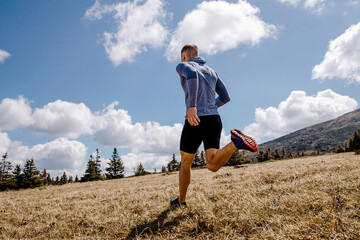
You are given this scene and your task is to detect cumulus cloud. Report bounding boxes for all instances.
[1,134,87,172]
[166,0,277,61]
[84,0,169,65]
[0,49,11,63]
[0,132,11,154]
[244,89,358,142]
[94,101,182,155]
[121,152,173,174]
[277,0,327,13]
[29,100,94,139]
[312,22,360,84]
[29,138,87,170]
[0,96,32,131]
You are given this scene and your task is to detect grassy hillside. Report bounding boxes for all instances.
[1,152,359,239]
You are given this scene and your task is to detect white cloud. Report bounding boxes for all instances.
[277,0,327,13]
[84,0,169,66]
[29,138,86,170]
[1,135,87,172]
[0,132,11,154]
[277,0,301,6]
[244,89,358,142]
[121,152,173,174]
[166,0,277,61]
[0,96,32,131]
[0,49,11,63]
[29,100,94,139]
[94,102,182,155]
[312,22,360,84]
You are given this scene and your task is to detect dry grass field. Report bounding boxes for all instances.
[1,152,360,239]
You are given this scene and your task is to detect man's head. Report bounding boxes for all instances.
[181,44,198,62]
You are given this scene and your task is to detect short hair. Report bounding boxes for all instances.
[181,44,198,58]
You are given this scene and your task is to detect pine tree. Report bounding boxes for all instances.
[134,162,146,176]
[75,175,79,182]
[23,158,40,188]
[12,164,23,189]
[68,176,73,183]
[94,149,102,180]
[281,147,286,159]
[227,150,250,166]
[55,176,60,185]
[0,152,14,190]
[168,153,180,171]
[335,143,345,153]
[271,148,281,160]
[60,172,68,184]
[352,129,360,151]
[46,173,52,185]
[81,154,96,182]
[105,148,125,179]
[192,151,201,168]
[161,166,167,173]
[200,151,206,166]
[40,169,50,185]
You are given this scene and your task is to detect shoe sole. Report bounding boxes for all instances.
[231,129,258,152]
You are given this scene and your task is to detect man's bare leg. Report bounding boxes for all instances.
[179,151,195,203]
[205,142,237,172]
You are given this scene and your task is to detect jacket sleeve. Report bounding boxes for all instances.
[215,78,230,107]
[176,63,199,107]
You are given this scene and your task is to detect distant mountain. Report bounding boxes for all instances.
[249,108,360,158]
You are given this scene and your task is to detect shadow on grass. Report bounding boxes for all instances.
[124,207,190,239]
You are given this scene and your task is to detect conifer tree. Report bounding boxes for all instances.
[40,169,50,185]
[134,162,146,176]
[46,173,52,185]
[192,151,201,167]
[60,172,68,184]
[12,164,23,189]
[161,166,167,173]
[281,147,286,159]
[94,149,102,179]
[55,176,60,185]
[168,153,180,171]
[81,154,97,182]
[200,151,206,166]
[351,129,360,151]
[105,147,125,179]
[75,175,79,182]
[23,158,40,188]
[68,176,73,183]
[0,152,14,190]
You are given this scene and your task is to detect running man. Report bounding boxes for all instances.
[170,44,258,207]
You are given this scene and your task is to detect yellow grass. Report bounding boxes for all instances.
[1,152,360,239]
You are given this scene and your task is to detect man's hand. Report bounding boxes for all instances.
[185,107,200,126]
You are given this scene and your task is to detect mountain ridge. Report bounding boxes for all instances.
[249,108,360,158]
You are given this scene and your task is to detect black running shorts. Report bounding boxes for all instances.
[180,115,222,154]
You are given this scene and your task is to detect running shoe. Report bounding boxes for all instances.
[231,129,258,152]
[170,197,186,207]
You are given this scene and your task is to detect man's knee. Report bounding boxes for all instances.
[206,164,219,172]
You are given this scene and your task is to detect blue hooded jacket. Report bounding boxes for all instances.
[176,57,230,117]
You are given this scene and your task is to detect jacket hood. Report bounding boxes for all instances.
[188,57,206,65]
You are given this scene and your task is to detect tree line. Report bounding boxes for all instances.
[0,147,125,191]
[334,128,360,154]
[1,146,253,191]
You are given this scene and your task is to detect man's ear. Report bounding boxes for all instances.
[181,52,186,62]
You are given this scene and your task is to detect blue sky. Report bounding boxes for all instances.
[1,0,360,177]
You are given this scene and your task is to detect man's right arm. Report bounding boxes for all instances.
[215,78,230,107]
